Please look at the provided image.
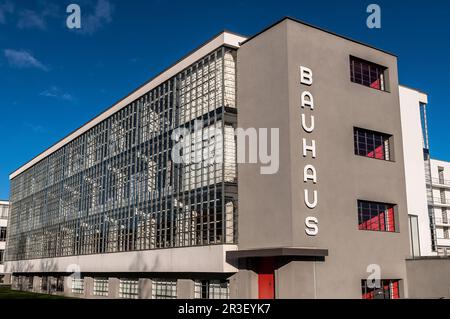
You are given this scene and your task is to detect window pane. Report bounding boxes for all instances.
[358,200,396,232]
[362,279,400,299]
[350,56,387,91]
[354,128,391,161]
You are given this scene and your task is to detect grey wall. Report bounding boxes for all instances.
[237,18,410,298]
[406,258,450,298]
[5,244,237,274]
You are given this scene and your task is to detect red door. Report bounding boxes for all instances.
[257,258,275,299]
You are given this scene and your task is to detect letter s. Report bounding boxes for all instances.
[305,216,319,236]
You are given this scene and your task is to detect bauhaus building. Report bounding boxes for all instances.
[4,18,450,299]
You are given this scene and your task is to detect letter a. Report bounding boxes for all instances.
[366,4,381,29]
[66,4,81,29]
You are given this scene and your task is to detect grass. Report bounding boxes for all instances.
[0,285,73,299]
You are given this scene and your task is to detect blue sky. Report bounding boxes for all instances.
[0,0,449,199]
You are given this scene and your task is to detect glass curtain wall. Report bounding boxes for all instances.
[6,47,237,261]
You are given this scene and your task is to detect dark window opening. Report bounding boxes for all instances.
[27,277,33,290]
[0,227,6,241]
[438,167,445,184]
[195,280,230,299]
[56,276,65,292]
[358,200,396,232]
[41,276,48,292]
[354,127,392,161]
[350,56,388,91]
[362,279,400,299]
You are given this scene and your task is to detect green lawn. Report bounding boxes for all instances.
[0,285,73,299]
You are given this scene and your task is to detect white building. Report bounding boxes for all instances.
[0,200,8,283]
[400,85,450,257]
[429,159,450,253]
[399,86,433,257]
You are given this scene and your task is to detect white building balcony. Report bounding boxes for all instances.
[429,177,450,189]
[429,197,450,208]
[436,243,450,255]
[434,218,450,227]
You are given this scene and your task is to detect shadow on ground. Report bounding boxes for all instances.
[0,286,73,299]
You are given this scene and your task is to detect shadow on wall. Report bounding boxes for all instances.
[7,257,58,274]
[129,251,160,272]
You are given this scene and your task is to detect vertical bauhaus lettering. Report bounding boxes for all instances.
[304,165,317,184]
[301,114,315,133]
[305,216,319,235]
[301,65,319,236]
[302,138,316,158]
[301,91,314,110]
[300,66,313,85]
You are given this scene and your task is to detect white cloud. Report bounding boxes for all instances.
[39,86,74,101]
[78,0,113,35]
[17,9,47,30]
[16,2,60,30]
[3,49,48,71]
[24,122,46,133]
[0,1,14,24]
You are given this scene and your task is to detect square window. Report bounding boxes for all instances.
[350,56,388,91]
[354,128,392,161]
[358,200,396,232]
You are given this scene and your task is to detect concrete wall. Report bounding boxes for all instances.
[237,18,410,298]
[5,244,238,274]
[406,258,450,298]
[399,86,434,256]
[177,279,195,299]
[276,261,316,299]
[229,270,258,299]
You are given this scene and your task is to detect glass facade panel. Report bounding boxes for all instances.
[119,279,139,299]
[6,47,237,261]
[93,278,109,297]
[151,279,177,299]
[71,278,84,294]
[194,279,229,299]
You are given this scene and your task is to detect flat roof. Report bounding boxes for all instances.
[430,158,450,165]
[399,84,428,96]
[10,31,247,180]
[399,84,428,104]
[241,17,397,57]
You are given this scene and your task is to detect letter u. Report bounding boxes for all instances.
[304,189,318,209]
